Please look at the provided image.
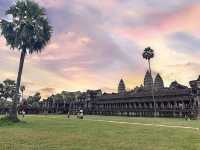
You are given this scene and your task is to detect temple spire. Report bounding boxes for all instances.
[144,70,153,90]
[154,73,164,90]
[118,79,126,95]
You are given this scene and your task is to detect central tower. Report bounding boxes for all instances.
[144,70,153,90]
[118,79,126,95]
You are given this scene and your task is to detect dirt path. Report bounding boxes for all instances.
[86,119,199,131]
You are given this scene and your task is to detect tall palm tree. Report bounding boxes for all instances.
[20,85,25,101]
[142,47,154,74]
[0,0,52,121]
[142,47,156,116]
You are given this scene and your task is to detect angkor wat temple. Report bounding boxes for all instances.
[39,71,200,119]
[93,71,200,119]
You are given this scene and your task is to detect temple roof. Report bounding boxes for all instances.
[155,73,162,81]
[144,70,153,90]
[154,73,164,89]
[170,81,188,89]
[118,79,126,94]
[98,88,191,101]
[119,79,125,85]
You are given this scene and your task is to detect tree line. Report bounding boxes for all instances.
[0,79,41,114]
[0,79,84,115]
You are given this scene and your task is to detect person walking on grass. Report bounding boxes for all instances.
[78,109,84,119]
[22,110,25,118]
[67,111,70,119]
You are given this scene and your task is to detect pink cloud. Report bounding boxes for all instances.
[34,0,66,8]
[111,3,200,41]
[73,0,117,12]
[30,32,92,61]
[157,4,200,33]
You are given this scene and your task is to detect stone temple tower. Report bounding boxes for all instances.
[144,71,153,90]
[118,79,126,95]
[154,73,164,90]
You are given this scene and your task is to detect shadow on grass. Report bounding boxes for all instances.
[0,116,27,127]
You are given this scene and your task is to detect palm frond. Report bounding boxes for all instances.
[142,47,154,60]
[1,0,52,54]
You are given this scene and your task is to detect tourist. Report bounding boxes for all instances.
[67,112,70,118]
[79,109,83,119]
[22,110,26,118]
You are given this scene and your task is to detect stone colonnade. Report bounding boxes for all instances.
[94,94,199,118]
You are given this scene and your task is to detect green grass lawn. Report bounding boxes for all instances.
[0,115,200,150]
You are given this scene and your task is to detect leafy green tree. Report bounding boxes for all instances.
[33,92,41,102]
[0,80,16,114]
[31,101,40,114]
[27,92,41,105]
[27,92,41,113]
[0,99,11,114]
[0,0,52,121]
[2,79,16,101]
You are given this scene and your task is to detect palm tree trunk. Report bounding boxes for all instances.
[148,59,156,117]
[148,59,151,74]
[9,50,26,121]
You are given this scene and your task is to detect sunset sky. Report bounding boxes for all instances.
[1,0,200,98]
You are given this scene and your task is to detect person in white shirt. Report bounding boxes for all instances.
[22,110,26,118]
[79,109,83,119]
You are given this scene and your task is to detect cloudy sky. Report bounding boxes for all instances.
[1,0,200,98]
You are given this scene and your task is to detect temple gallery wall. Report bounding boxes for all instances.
[35,71,200,119]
